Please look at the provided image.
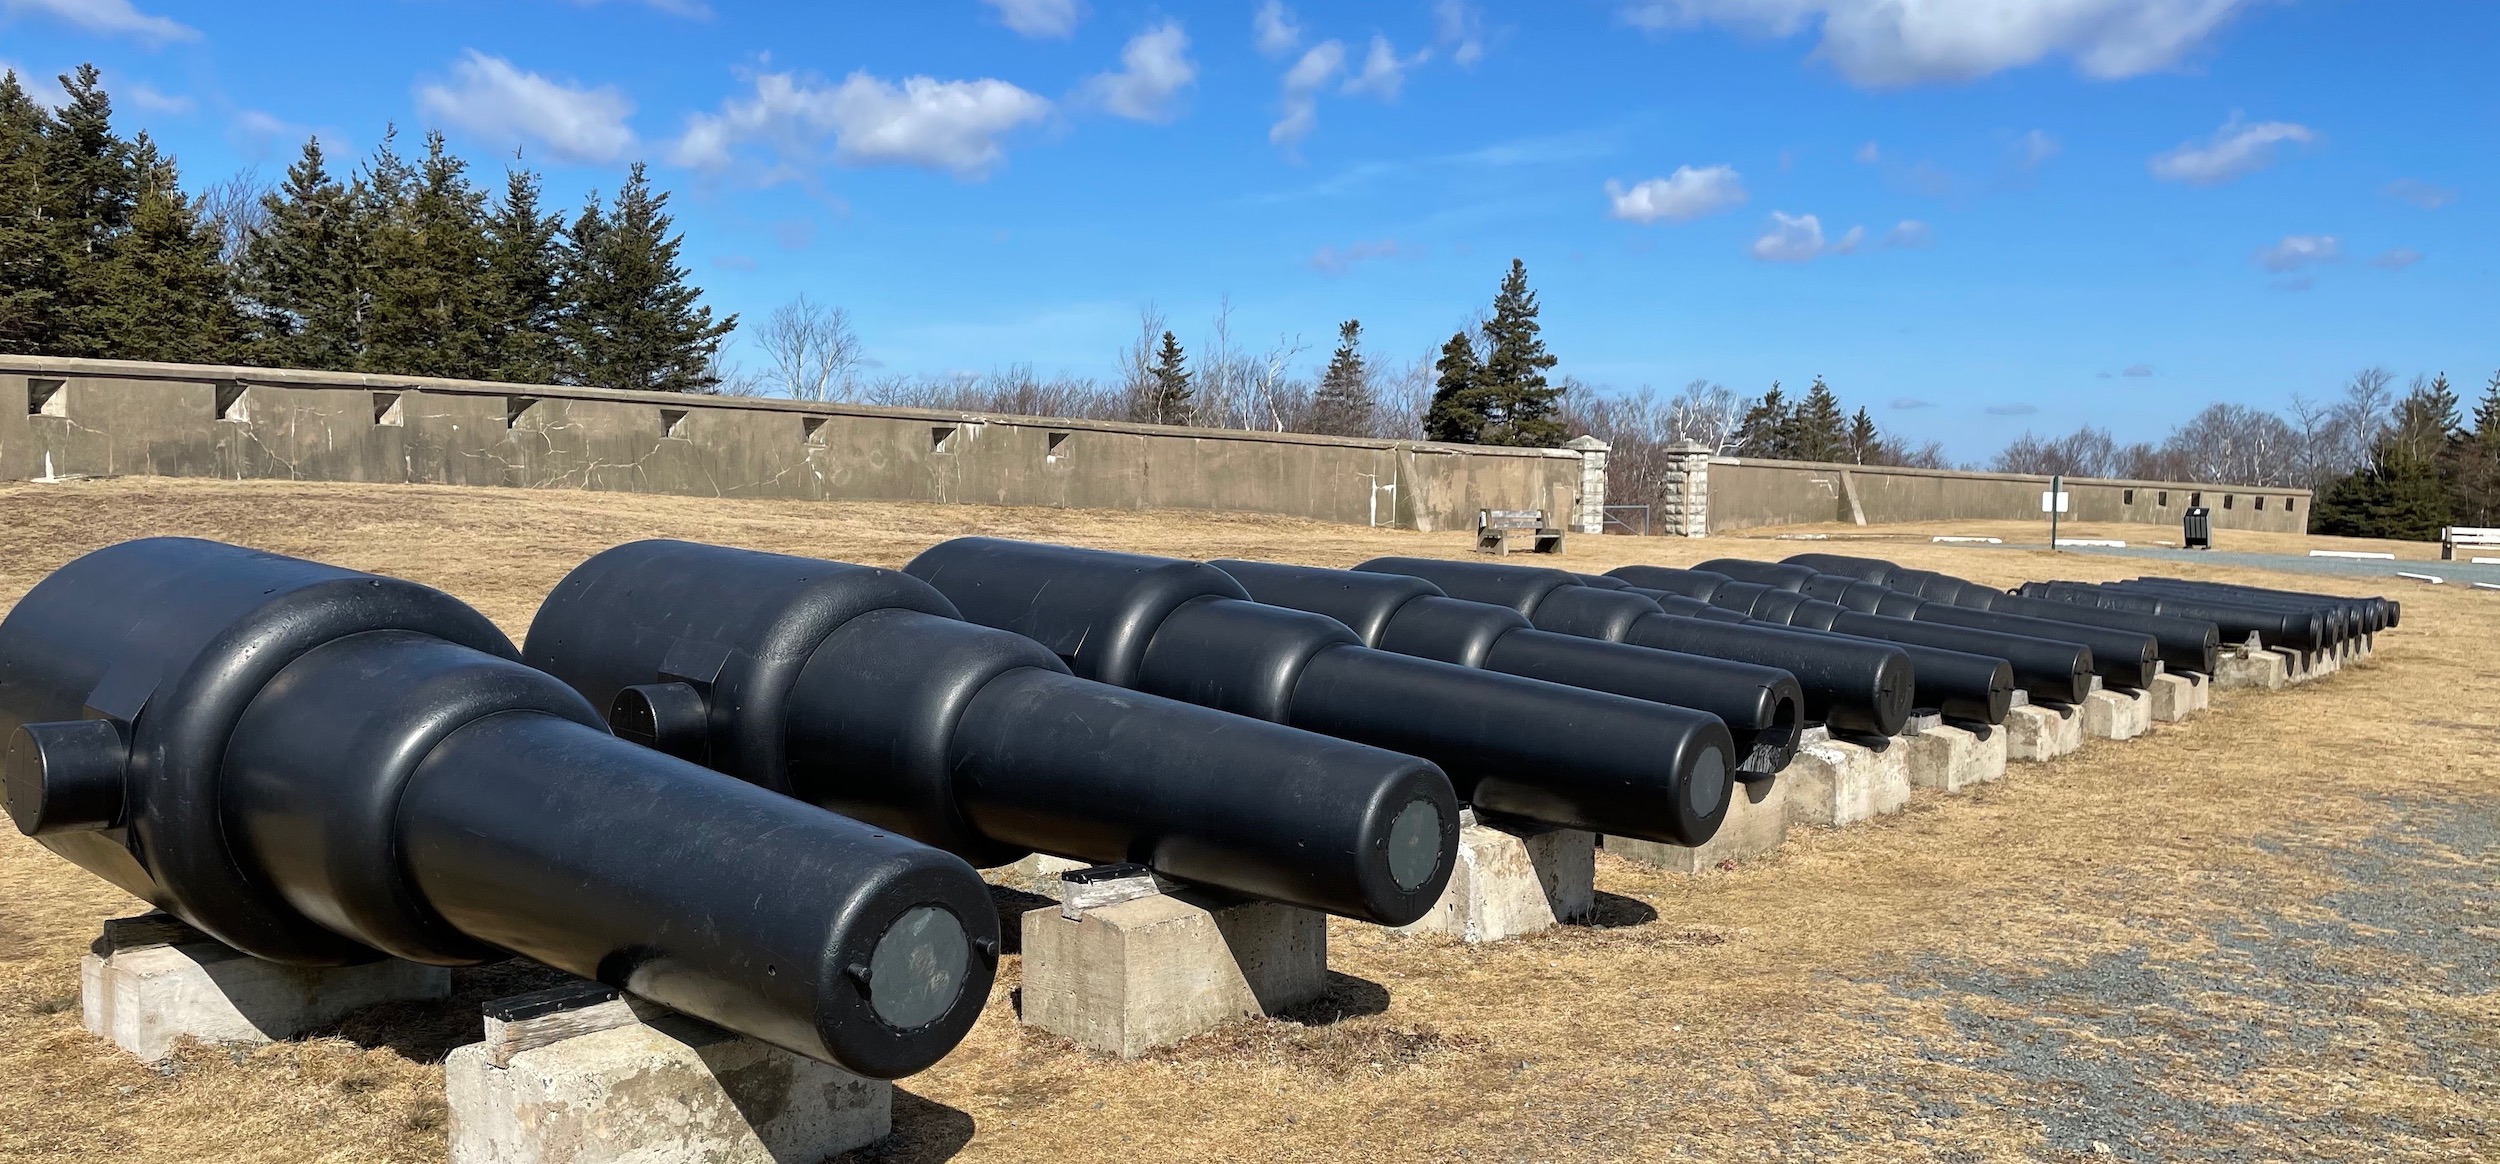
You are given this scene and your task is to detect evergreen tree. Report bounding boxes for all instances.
[1308,318,1375,436]
[241,138,365,369]
[559,162,735,393]
[1423,330,1484,442]
[2454,370,2500,527]
[1788,375,1847,462]
[1131,330,1193,424]
[1473,258,1564,446]
[362,132,495,378]
[2312,441,2451,542]
[43,65,141,358]
[1845,406,1883,464]
[0,69,57,353]
[88,136,243,362]
[1735,383,1790,457]
[483,164,567,384]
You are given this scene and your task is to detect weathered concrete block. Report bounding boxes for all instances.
[2080,687,2151,741]
[1899,723,2006,793]
[2274,645,2337,683]
[81,913,449,1062]
[2215,647,2288,690]
[1607,777,1789,873]
[1020,892,1326,1057]
[991,852,1087,897]
[2145,673,2199,722]
[1395,813,1593,943]
[447,1006,888,1164]
[1784,728,1910,828]
[2003,704,2084,763]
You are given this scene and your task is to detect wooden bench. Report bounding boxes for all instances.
[2440,526,2500,560]
[1477,509,1565,556]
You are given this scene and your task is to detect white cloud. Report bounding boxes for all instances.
[1310,239,1405,274]
[1854,140,1881,164]
[1828,224,1866,254]
[126,82,193,115]
[2149,114,2314,186]
[2122,363,2154,376]
[2369,247,2424,271]
[1435,0,1487,66]
[418,51,637,165]
[1342,36,1426,100]
[1751,211,1827,261]
[1082,22,1196,123]
[2382,179,2453,210]
[1881,218,1932,248]
[2255,234,2339,273]
[1,0,197,44]
[982,0,1084,39]
[1254,1,1302,57]
[674,70,1051,181]
[1269,40,1345,152]
[1616,0,2253,87]
[1604,164,1748,223]
[2013,128,2060,170]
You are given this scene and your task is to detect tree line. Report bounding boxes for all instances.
[1991,368,2500,540]
[1,66,732,392]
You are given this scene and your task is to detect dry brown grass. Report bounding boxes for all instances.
[1,477,2493,1162]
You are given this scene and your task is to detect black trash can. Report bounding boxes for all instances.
[2182,507,2212,550]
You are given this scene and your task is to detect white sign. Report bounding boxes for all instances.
[2040,490,2071,514]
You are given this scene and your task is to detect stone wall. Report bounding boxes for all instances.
[1696,456,2310,535]
[0,356,1585,533]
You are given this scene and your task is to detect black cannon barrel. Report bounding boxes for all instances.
[1694,558,1821,591]
[1898,604,2159,689]
[0,539,999,1079]
[1356,557,1915,738]
[1212,559,1803,779]
[2121,577,2390,633]
[1786,556,2222,676]
[2111,579,2364,640]
[1823,610,2091,704]
[2018,581,2327,651]
[1780,552,1898,585]
[910,540,1735,847]
[525,541,1460,926]
[1602,565,1729,601]
[1715,592,2044,716]
[1968,590,2220,675]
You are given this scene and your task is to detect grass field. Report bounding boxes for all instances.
[0,478,2492,1163]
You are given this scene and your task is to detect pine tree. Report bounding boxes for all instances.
[2454,370,2500,527]
[2313,441,2451,542]
[1735,383,1790,457]
[88,136,242,362]
[242,138,365,369]
[0,69,57,353]
[1308,319,1375,437]
[1473,258,1564,446]
[1132,330,1193,424]
[43,65,141,358]
[483,164,566,384]
[1423,330,1484,442]
[1845,406,1883,464]
[362,132,495,378]
[560,163,735,393]
[1789,375,1847,462]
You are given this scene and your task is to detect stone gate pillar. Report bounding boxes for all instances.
[1563,435,1610,533]
[1659,441,1712,538]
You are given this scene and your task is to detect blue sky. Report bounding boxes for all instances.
[2,0,2491,459]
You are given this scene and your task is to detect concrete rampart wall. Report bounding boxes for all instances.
[0,357,1582,532]
[1705,457,2310,535]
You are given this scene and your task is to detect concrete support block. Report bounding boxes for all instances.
[1607,778,1789,873]
[447,995,888,1164]
[2145,673,2200,722]
[1020,891,1326,1058]
[2213,647,2287,691]
[2079,687,2152,741]
[80,912,450,1062]
[1899,723,2006,793]
[992,852,1088,897]
[2003,704,2084,763]
[1783,727,1910,828]
[1395,811,1593,943]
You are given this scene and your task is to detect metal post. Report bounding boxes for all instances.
[2049,473,2062,552]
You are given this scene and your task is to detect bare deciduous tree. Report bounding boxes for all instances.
[194,168,270,268]
[758,294,864,401]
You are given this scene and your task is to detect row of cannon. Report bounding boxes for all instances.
[0,537,2388,1080]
